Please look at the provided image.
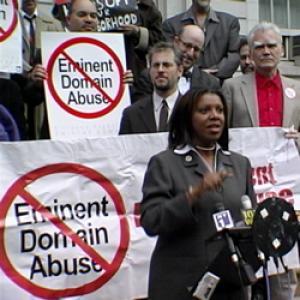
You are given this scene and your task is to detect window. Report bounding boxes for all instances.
[290,0,300,29]
[259,0,300,29]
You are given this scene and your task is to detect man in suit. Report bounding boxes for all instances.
[162,0,240,81]
[222,22,300,300]
[132,24,220,102]
[20,0,63,72]
[23,0,133,139]
[16,0,63,139]
[119,42,183,134]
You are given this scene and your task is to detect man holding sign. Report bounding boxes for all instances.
[26,0,133,139]
[95,0,164,82]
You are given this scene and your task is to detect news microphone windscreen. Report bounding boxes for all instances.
[252,197,298,258]
[241,195,254,226]
[241,195,252,210]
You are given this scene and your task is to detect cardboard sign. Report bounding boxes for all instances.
[0,0,22,73]
[95,0,138,31]
[42,32,130,139]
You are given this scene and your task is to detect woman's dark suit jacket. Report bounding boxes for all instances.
[141,147,255,300]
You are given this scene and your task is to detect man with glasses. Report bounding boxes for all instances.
[132,24,220,102]
[162,0,240,81]
[222,22,300,300]
[119,42,183,134]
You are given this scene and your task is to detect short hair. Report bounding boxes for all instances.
[168,88,229,150]
[239,35,248,51]
[248,22,282,48]
[148,42,182,66]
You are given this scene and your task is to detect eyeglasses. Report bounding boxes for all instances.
[252,41,279,50]
[178,38,202,53]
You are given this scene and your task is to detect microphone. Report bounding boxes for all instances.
[212,203,238,266]
[241,195,266,266]
[241,195,255,226]
[252,196,298,259]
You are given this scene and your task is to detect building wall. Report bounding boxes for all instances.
[37,0,300,78]
[38,0,257,34]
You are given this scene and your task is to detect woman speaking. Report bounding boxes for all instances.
[141,89,256,300]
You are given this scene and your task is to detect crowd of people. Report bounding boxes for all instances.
[1,0,300,299]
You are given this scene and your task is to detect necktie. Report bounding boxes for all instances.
[24,15,36,65]
[183,71,192,80]
[158,99,169,132]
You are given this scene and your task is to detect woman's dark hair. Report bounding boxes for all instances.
[168,88,229,150]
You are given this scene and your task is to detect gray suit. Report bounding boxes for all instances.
[141,148,255,300]
[162,6,240,80]
[19,12,63,139]
[21,12,63,71]
[222,72,300,130]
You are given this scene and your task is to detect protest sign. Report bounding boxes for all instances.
[95,0,138,32]
[0,128,299,299]
[42,32,130,139]
[0,0,22,73]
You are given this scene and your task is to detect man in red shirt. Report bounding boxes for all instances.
[222,22,300,300]
[223,22,300,141]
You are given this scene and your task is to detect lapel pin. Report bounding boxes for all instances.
[185,155,192,162]
[285,87,296,99]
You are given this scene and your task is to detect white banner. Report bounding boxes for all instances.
[230,127,300,209]
[0,0,22,73]
[41,32,130,139]
[0,128,299,299]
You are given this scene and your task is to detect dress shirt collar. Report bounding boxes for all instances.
[174,144,230,172]
[153,89,179,115]
[180,6,219,24]
[174,143,222,155]
[255,70,282,89]
[207,7,219,23]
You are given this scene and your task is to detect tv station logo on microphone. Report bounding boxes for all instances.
[213,210,234,232]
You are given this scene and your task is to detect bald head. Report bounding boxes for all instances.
[174,24,205,71]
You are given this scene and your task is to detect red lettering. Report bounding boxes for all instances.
[279,189,294,205]
[255,189,294,205]
[252,163,276,186]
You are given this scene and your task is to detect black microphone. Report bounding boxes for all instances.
[241,195,255,226]
[252,197,298,259]
[212,202,239,266]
